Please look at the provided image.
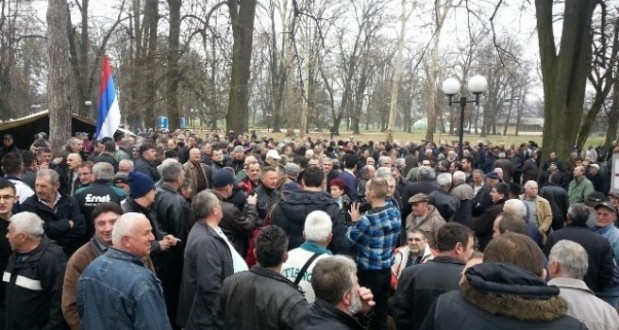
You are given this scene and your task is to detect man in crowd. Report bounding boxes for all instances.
[21,169,86,256]
[422,233,586,329]
[74,162,126,239]
[548,240,619,330]
[299,255,375,329]
[62,203,154,330]
[0,179,16,327]
[92,139,119,173]
[540,172,570,230]
[122,172,177,269]
[183,148,210,199]
[152,160,192,327]
[569,165,595,204]
[338,153,359,200]
[406,193,445,249]
[178,190,242,329]
[77,162,94,188]
[348,177,401,329]
[474,182,508,251]
[65,153,84,195]
[520,180,553,239]
[281,210,333,303]
[5,212,68,329]
[78,213,171,329]
[237,158,261,194]
[450,171,474,227]
[544,203,614,294]
[391,229,435,286]
[134,141,161,182]
[254,166,282,226]
[215,226,308,329]
[272,166,348,254]
[401,167,438,222]
[393,223,474,330]
[1,152,34,205]
[210,170,257,258]
[428,173,457,222]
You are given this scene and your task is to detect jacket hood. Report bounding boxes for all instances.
[463,262,567,322]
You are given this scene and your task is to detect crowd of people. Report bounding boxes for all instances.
[0,129,618,329]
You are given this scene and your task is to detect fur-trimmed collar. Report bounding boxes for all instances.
[462,263,568,322]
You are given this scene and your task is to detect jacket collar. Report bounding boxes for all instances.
[547,277,593,294]
[300,241,332,255]
[312,299,365,330]
[105,247,146,267]
[250,265,300,291]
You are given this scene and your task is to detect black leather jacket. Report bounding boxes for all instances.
[296,299,364,330]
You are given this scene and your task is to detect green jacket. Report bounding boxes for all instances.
[568,176,595,204]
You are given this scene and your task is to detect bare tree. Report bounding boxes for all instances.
[47,0,72,152]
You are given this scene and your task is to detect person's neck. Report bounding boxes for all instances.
[204,217,220,229]
[304,186,322,192]
[17,239,41,254]
[266,264,282,273]
[370,198,386,208]
[436,250,464,262]
[134,198,151,209]
[0,212,12,221]
[164,181,180,191]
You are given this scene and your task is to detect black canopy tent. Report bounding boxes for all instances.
[0,111,132,150]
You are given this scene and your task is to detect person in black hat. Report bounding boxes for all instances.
[210,170,257,258]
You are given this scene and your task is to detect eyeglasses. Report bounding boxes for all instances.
[0,195,15,201]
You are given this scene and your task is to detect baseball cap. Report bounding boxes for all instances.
[266,149,281,160]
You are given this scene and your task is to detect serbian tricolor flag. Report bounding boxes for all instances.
[95,55,121,140]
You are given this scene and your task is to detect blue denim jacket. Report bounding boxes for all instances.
[77,248,172,330]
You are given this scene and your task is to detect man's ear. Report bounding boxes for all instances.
[342,290,352,306]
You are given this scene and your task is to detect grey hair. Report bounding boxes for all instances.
[36,168,60,186]
[436,173,452,188]
[112,212,148,246]
[93,162,115,180]
[160,160,184,183]
[549,240,589,280]
[453,171,466,182]
[10,212,44,237]
[378,156,390,166]
[118,159,134,171]
[503,199,527,219]
[304,211,332,242]
[192,190,220,219]
[567,203,590,225]
[472,169,484,177]
[311,255,357,305]
[375,167,392,179]
[395,158,406,166]
[524,180,538,189]
[417,166,435,181]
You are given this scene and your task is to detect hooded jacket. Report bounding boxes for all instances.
[421,262,586,330]
[271,190,349,254]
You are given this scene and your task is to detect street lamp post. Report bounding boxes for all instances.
[441,75,488,159]
[266,112,272,133]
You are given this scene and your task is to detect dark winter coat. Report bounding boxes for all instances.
[392,256,464,330]
[544,223,615,293]
[271,190,349,254]
[21,194,86,256]
[420,263,586,330]
[4,236,68,330]
[296,299,364,330]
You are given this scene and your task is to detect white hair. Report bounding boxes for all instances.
[453,171,466,182]
[112,212,147,246]
[304,210,332,242]
[436,173,452,188]
[375,167,392,179]
[549,240,588,279]
[10,212,44,237]
[119,159,134,171]
[504,199,527,219]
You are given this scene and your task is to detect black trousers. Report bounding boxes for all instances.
[358,268,391,330]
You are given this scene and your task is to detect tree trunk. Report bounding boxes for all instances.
[536,0,595,164]
[606,80,619,148]
[226,0,257,134]
[166,0,182,130]
[47,0,72,154]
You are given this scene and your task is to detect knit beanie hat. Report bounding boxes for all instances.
[129,171,155,199]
